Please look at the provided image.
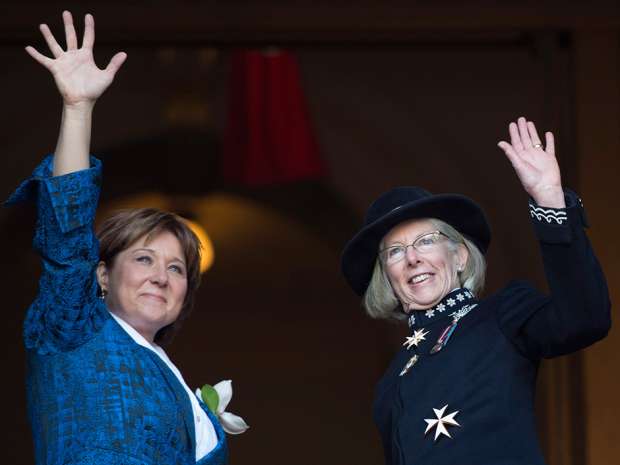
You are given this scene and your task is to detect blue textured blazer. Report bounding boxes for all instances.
[8,156,228,465]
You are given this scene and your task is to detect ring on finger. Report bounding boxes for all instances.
[533,143,543,148]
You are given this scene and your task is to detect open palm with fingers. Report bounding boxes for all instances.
[25,11,126,106]
[498,117,564,207]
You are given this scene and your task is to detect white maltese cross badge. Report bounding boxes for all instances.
[424,404,460,441]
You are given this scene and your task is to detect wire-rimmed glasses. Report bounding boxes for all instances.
[379,230,449,266]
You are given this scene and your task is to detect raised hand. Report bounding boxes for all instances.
[497,117,565,208]
[25,11,126,108]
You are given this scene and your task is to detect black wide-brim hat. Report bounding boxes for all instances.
[341,186,491,296]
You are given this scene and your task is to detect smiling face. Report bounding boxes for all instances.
[97,230,188,342]
[382,218,468,312]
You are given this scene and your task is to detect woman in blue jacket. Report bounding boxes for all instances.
[9,11,242,464]
[341,116,611,464]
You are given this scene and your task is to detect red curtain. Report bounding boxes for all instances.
[222,50,326,186]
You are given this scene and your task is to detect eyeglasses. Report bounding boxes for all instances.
[379,230,449,266]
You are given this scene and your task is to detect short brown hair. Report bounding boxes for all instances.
[97,208,202,345]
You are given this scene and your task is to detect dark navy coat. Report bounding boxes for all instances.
[373,193,611,465]
[8,156,228,465]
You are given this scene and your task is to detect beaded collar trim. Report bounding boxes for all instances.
[407,288,477,329]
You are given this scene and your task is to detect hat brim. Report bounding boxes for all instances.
[341,194,490,296]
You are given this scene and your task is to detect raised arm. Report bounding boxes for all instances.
[25,11,126,175]
[496,117,611,359]
[11,12,126,354]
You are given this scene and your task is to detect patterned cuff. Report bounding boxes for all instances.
[5,154,103,233]
[44,165,102,234]
[5,154,102,205]
[529,203,568,225]
[529,189,587,244]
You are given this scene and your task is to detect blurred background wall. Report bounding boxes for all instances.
[0,1,618,464]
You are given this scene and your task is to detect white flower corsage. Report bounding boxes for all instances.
[195,380,249,434]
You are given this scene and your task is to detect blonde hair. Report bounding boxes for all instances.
[363,218,486,321]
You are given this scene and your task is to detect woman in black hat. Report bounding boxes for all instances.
[341,117,611,465]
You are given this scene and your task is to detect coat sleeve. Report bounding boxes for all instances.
[6,155,108,354]
[496,190,611,360]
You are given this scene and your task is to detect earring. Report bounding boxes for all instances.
[99,288,108,300]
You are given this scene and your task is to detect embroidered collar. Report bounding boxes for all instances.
[406,288,477,329]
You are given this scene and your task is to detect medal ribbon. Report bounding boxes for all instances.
[430,304,477,354]
[399,289,478,376]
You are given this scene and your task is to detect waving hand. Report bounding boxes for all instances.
[25,11,126,176]
[25,11,126,107]
[497,117,565,208]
